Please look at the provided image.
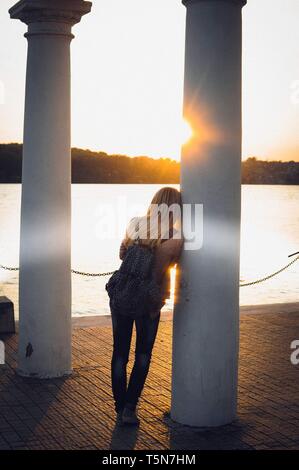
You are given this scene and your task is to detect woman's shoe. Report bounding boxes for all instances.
[122,407,140,425]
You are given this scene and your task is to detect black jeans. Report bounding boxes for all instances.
[110,306,161,413]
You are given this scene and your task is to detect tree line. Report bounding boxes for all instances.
[0,144,298,184]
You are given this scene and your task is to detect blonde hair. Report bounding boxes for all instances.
[125,187,182,249]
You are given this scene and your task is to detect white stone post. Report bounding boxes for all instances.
[171,0,246,426]
[9,0,92,378]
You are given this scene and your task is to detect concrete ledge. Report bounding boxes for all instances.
[240,302,299,316]
[70,302,299,329]
[13,302,299,330]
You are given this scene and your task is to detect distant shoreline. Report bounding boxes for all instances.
[1,144,298,185]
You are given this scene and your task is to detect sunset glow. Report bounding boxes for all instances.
[0,0,299,161]
[180,120,193,146]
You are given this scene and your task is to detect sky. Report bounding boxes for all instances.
[1,0,299,162]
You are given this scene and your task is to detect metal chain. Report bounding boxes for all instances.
[71,269,116,277]
[239,255,299,287]
[0,264,115,277]
[0,264,19,272]
[1,255,298,285]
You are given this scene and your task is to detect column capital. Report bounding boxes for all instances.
[182,0,246,7]
[9,0,92,26]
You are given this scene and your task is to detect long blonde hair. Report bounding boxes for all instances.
[125,187,182,249]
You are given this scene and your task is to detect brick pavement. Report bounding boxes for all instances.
[0,309,299,450]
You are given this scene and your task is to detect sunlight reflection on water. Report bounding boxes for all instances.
[0,184,298,317]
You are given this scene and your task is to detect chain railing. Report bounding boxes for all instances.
[0,264,19,272]
[1,251,298,286]
[70,269,116,277]
[0,264,115,277]
[239,253,299,287]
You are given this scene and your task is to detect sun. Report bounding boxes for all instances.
[180,119,193,146]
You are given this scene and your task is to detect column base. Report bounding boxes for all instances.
[16,368,73,379]
[170,409,237,428]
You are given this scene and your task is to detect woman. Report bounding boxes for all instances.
[110,187,183,426]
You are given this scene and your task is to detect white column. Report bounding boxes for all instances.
[10,0,92,378]
[171,0,246,426]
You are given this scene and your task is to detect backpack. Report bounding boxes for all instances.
[105,242,163,318]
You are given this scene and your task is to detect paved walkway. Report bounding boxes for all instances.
[0,305,299,450]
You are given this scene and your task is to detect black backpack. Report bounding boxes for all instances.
[105,242,163,318]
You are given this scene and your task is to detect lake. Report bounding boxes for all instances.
[0,184,298,317]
